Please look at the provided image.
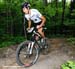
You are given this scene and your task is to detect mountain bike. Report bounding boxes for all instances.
[16,27,49,67]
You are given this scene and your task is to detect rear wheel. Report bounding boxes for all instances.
[16,41,39,67]
[42,38,50,55]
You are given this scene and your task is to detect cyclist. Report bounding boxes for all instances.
[22,2,46,39]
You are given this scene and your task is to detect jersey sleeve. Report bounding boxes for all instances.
[25,15,30,21]
[34,9,42,18]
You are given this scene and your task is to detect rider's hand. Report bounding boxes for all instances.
[27,27,30,31]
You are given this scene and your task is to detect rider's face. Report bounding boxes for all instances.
[23,7,29,14]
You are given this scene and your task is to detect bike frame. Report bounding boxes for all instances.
[27,29,42,54]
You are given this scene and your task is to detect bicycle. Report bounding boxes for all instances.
[16,27,49,67]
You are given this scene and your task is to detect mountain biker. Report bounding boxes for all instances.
[22,2,46,39]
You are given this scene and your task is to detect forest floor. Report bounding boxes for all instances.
[0,38,75,69]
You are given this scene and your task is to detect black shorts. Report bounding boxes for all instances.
[33,21,42,27]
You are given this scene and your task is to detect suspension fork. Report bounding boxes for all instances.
[27,41,35,54]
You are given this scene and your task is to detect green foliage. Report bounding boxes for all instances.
[67,37,75,45]
[61,61,75,69]
[0,35,26,48]
[0,0,75,48]
[44,4,56,16]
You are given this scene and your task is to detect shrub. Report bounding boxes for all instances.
[61,61,75,69]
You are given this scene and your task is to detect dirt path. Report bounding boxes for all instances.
[0,38,75,69]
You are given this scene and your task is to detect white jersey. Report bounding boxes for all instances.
[25,9,42,23]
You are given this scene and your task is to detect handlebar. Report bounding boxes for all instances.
[27,27,47,33]
[27,27,34,33]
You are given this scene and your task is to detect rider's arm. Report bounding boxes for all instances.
[25,15,31,29]
[40,16,46,27]
[28,20,31,29]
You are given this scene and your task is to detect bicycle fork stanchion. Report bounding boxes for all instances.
[27,43,31,54]
[27,42,35,54]
[30,42,35,54]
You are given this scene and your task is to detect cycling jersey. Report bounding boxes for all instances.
[25,9,42,23]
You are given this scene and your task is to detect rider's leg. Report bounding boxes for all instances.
[38,27,46,46]
[38,27,45,38]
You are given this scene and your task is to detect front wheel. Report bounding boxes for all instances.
[16,41,39,67]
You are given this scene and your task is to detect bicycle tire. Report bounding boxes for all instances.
[16,41,39,67]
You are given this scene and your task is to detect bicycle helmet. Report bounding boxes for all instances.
[22,2,30,9]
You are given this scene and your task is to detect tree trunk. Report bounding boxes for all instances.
[43,0,47,6]
[60,0,66,34]
[6,1,9,34]
[69,0,75,19]
[55,0,58,35]
[9,0,13,36]
[23,16,27,39]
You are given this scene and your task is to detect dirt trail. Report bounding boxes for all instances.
[0,38,75,69]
